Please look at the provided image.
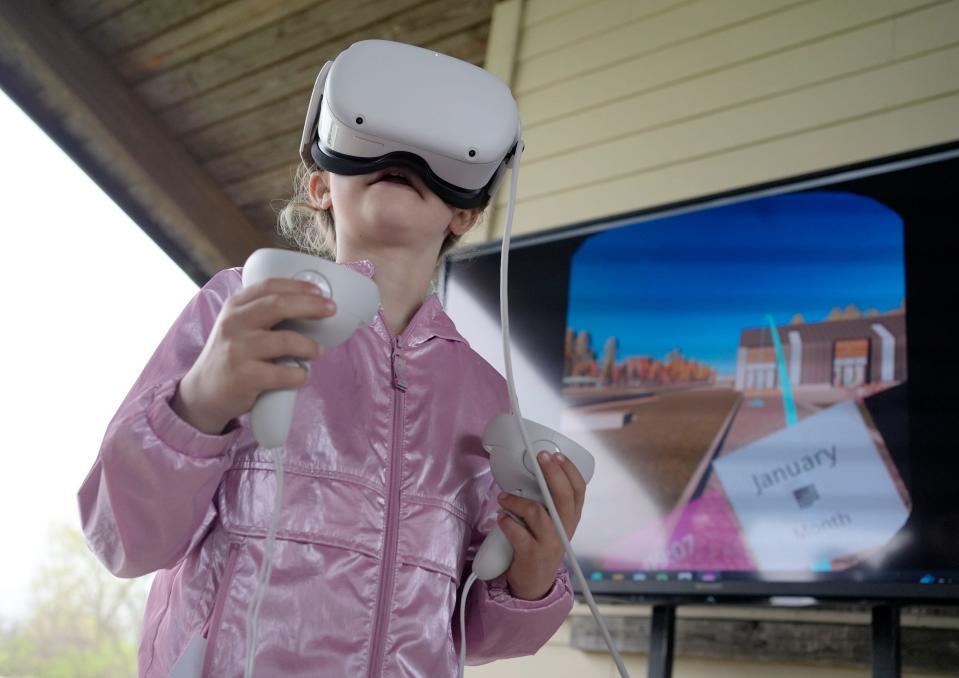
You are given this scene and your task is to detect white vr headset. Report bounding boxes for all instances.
[299,39,522,209]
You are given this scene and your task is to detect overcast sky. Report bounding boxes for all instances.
[0,88,198,620]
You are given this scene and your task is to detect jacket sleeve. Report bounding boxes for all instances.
[77,268,244,578]
[453,470,574,664]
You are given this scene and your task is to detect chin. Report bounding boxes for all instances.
[351,213,442,250]
[368,199,450,231]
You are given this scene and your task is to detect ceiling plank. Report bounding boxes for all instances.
[134,0,423,111]
[80,0,229,58]
[113,0,322,83]
[0,1,267,282]
[158,0,494,136]
[225,164,295,208]
[53,0,142,33]
[184,93,306,159]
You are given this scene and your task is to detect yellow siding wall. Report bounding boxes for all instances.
[480,0,959,239]
[468,1,959,675]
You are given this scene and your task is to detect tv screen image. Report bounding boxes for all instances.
[562,191,908,578]
[443,145,959,600]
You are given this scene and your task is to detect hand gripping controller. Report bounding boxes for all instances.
[241,248,380,448]
[472,414,595,580]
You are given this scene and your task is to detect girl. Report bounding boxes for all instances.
[78,80,587,677]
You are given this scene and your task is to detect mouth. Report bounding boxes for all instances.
[369,167,421,196]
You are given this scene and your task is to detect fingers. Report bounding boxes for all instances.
[226,278,337,332]
[232,292,337,333]
[496,493,566,568]
[497,451,587,544]
[553,452,587,521]
[244,359,312,391]
[237,328,322,391]
[244,329,322,363]
[229,277,329,306]
[497,510,536,554]
[536,451,577,538]
[497,492,556,545]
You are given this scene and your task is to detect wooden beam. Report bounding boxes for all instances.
[0,1,267,283]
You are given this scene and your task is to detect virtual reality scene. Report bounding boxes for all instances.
[561,191,910,576]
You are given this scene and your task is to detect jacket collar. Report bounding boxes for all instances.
[340,260,468,348]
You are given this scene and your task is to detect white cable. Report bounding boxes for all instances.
[496,146,632,677]
[457,571,479,678]
[244,444,286,678]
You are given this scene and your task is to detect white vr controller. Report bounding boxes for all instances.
[241,248,380,448]
[473,414,595,581]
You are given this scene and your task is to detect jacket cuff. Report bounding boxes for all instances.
[484,566,573,610]
[146,378,242,458]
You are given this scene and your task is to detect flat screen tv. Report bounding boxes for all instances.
[441,143,959,602]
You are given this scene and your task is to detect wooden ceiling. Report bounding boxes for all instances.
[0,0,495,283]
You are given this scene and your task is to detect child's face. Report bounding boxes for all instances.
[310,168,479,257]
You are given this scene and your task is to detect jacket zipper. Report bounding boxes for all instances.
[368,335,407,677]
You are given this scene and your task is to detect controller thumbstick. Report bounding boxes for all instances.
[523,440,561,476]
[293,269,332,298]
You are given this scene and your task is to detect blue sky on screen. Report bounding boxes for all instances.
[566,191,905,376]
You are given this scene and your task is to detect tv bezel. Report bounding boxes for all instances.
[441,141,959,603]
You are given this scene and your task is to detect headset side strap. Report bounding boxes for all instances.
[299,61,334,168]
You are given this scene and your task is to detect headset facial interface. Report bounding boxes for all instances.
[299,40,522,209]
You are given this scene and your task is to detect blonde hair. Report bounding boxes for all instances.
[277,163,482,261]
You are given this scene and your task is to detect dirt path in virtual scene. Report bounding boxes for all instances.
[570,387,740,515]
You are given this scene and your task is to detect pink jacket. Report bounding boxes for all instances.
[78,261,573,677]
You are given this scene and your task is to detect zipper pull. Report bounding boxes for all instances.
[391,337,407,391]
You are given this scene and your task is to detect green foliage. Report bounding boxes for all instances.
[0,523,149,677]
